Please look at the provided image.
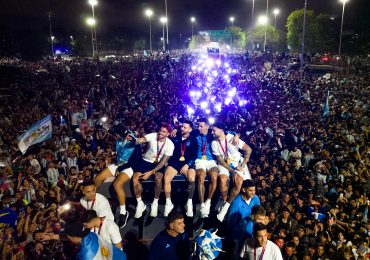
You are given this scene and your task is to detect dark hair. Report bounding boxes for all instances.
[81,210,98,223]
[253,222,267,236]
[82,179,95,187]
[212,122,226,131]
[198,117,209,125]
[166,210,183,229]
[251,205,266,216]
[183,119,194,129]
[242,179,255,189]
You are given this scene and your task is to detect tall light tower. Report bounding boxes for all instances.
[48,12,54,56]
[164,0,169,45]
[339,0,349,56]
[86,18,96,57]
[300,0,308,84]
[88,0,98,56]
[190,17,195,38]
[251,0,255,50]
[273,8,280,28]
[160,17,167,51]
[229,16,235,27]
[263,0,269,52]
[145,9,154,53]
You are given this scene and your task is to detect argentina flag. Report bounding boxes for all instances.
[17,115,52,154]
[322,91,330,117]
[78,232,126,260]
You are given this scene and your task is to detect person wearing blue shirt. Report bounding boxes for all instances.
[228,179,260,256]
[192,118,219,218]
[240,205,268,240]
[149,211,190,260]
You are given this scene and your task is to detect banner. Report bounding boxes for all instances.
[18,115,52,154]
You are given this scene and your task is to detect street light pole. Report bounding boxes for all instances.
[48,12,54,56]
[165,0,169,45]
[263,0,269,52]
[190,17,195,39]
[88,0,98,56]
[160,17,167,51]
[229,17,235,48]
[145,9,153,53]
[273,9,280,29]
[251,0,255,50]
[339,0,348,56]
[300,0,308,84]
[86,18,96,57]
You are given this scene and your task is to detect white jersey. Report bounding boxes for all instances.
[92,218,122,245]
[211,134,246,166]
[240,240,283,260]
[142,133,174,163]
[80,193,114,221]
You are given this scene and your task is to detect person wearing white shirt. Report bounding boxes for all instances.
[132,124,175,218]
[211,122,252,222]
[80,180,114,221]
[27,155,41,175]
[240,222,283,260]
[46,162,59,186]
[82,210,122,249]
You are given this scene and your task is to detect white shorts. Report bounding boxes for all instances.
[195,159,218,172]
[218,164,251,181]
[107,164,134,179]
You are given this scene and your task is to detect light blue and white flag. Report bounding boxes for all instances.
[17,115,52,154]
[322,91,330,117]
[194,229,223,260]
[77,232,126,260]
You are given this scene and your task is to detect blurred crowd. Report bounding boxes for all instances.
[0,51,369,260]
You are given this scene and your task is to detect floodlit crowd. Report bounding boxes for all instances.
[0,51,369,260]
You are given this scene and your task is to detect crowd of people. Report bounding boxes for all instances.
[0,50,369,259]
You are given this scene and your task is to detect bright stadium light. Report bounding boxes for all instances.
[209,117,215,125]
[257,15,268,26]
[86,17,96,26]
[88,0,98,6]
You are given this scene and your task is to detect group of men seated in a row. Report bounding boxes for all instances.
[91,118,252,229]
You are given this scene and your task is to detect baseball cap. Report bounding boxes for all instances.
[64,222,90,238]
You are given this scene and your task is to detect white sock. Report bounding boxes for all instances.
[187,199,192,204]
[120,205,126,215]
[136,197,142,203]
[223,202,230,211]
[166,197,172,204]
[153,198,159,204]
[205,199,211,205]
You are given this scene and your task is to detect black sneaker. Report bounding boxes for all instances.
[118,212,129,228]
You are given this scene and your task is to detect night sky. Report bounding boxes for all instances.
[0,0,368,41]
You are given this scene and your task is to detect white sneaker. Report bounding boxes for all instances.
[217,203,230,222]
[215,198,225,213]
[150,202,158,218]
[202,200,211,218]
[185,201,193,217]
[200,203,208,218]
[164,202,174,217]
[134,201,146,219]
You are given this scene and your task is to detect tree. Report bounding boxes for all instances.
[286,9,320,53]
[224,26,246,49]
[316,13,338,53]
[246,25,279,51]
